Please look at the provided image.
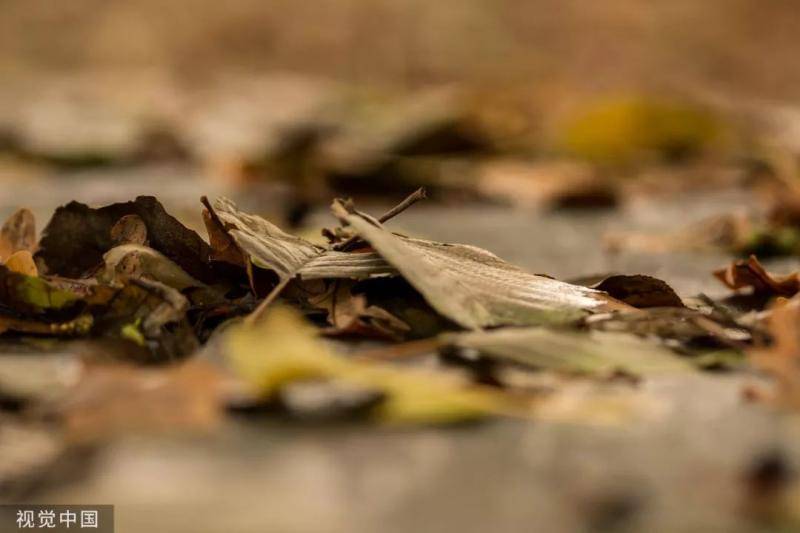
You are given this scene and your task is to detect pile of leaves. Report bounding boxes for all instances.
[5,186,800,470]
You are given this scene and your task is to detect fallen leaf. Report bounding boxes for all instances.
[36,196,216,282]
[442,327,692,375]
[102,244,209,291]
[225,306,507,424]
[714,255,800,297]
[88,278,199,360]
[210,197,395,282]
[332,199,621,328]
[0,264,81,315]
[307,280,411,339]
[201,201,246,267]
[590,274,684,308]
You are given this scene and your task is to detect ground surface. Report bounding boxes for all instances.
[4,167,800,532]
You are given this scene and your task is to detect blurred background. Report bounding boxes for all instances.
[2,0,800,224]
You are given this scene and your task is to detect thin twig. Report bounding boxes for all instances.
[335,187,427,251]
[376,187,427,224]
[245,188,427,324]
[244,276,292,326]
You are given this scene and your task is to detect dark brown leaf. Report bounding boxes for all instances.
[36,196,216,283]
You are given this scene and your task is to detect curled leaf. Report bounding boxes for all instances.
[714,255,800,297]
[210,197,395,282]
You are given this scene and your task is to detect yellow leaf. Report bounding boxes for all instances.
[5,250,38,277]
[225,306,507,424]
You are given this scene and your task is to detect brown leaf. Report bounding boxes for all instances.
[591,274,684,308]
[201,204,245,267]
[714,255,800,297]
[36,196,216,283]
[307,280,410,339]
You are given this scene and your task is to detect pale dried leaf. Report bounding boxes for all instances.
[444,327,692,375]
[333,199,617,328]
[212,197,395,280]
[103,244,207,290]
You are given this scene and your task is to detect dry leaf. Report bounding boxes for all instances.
[443,327,692,375]
[714,255,800,297]
[332,199,621,328]
[308,280,411,339]
[36,196,216,282]
[102,244,208,291]
[590,274,684,308]
[210,197,395,282]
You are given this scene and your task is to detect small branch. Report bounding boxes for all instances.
[244,276,293,326]
[376,187,427,224]
[334,188,426,251]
